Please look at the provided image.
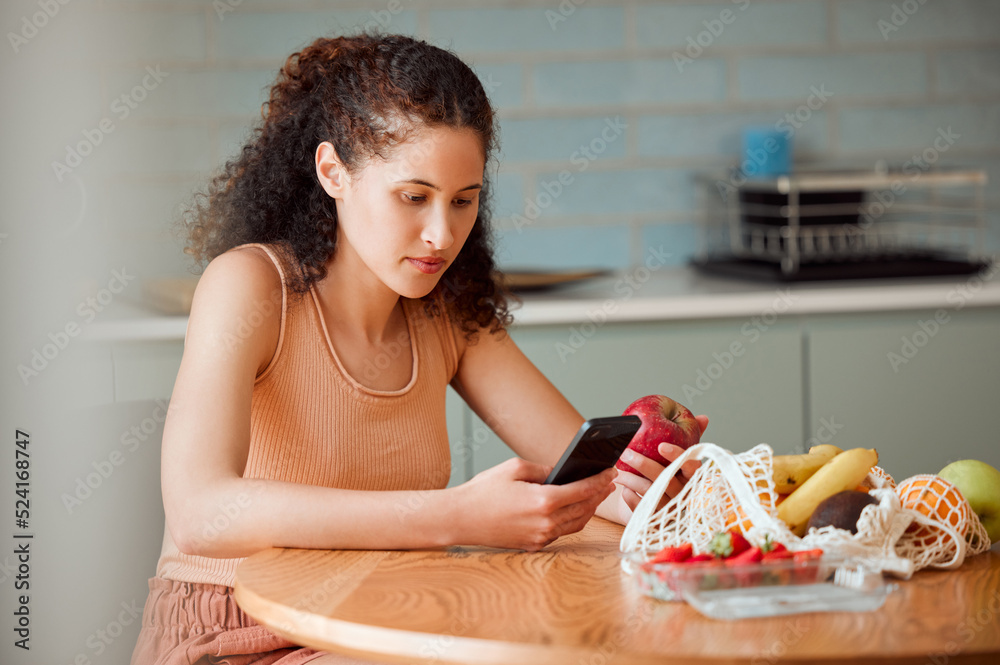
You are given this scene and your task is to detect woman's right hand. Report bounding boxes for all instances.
[450,459,617,551]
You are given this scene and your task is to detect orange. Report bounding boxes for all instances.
[868,465,896,490]
[723,478,774,532]
[896,474,971,537]
[691,469,774,532]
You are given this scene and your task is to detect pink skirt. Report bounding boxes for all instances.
[130,576,324,665]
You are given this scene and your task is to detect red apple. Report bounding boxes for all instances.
[615,395,701,475]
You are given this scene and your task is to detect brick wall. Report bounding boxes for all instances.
[14,0,999,279]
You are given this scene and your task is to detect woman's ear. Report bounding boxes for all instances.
[315,141,348,198]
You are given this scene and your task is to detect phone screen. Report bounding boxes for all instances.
[544,416,641,485]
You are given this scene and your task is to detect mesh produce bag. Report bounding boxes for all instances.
[891,474,990,570]
[620,443,991,578]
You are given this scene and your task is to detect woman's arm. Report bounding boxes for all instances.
[160,249,612,556]
[449,328,633,522]
[449,327,708,525]
[449,328,584,466]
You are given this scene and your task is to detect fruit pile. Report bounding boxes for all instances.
[619,395,996,578]
[772,445,881,536]
[770,445,995,564]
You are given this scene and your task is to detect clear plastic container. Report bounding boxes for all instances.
[623,552,897,620]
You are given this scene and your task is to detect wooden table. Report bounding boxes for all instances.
[234,518,1000,665]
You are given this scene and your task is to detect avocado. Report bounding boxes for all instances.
[806,490,879,534]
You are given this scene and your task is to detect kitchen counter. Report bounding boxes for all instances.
[84,265,1000,342]
[508,264,1000,325]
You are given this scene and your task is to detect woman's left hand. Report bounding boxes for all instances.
[613,415,709,516]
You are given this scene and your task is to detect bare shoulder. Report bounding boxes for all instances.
[185,246,285,377]
[199,245,284,294]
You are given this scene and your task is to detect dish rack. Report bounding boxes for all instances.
[692,167,991,281]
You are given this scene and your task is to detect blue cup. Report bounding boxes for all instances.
[741,127,791,177]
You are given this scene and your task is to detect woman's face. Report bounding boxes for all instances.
[321,125,486,300]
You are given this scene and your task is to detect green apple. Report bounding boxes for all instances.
[938,459,1000,544]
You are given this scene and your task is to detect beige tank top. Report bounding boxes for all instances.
[156,243,458,586]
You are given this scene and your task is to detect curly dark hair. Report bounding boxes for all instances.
[181,33,512,338]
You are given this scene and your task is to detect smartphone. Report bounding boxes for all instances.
[543,415,642,485]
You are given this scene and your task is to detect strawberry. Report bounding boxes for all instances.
[725,546,763,567]
[644,542,697,595]
[729,531,751,557]
[760,547,793,585]
[791,548,824,584]
[649,542,693,564]
[708,529,750,559]
[760,535,788,555]
[761,549,793,562]
[792,548,824,561]
[725,546,764,587]
[685,553,716,564]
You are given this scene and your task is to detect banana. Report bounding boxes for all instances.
[772,445,843,494]
[807,444,844,457]
[776,447,879,536]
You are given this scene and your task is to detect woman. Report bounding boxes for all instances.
[132,33,704,665]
